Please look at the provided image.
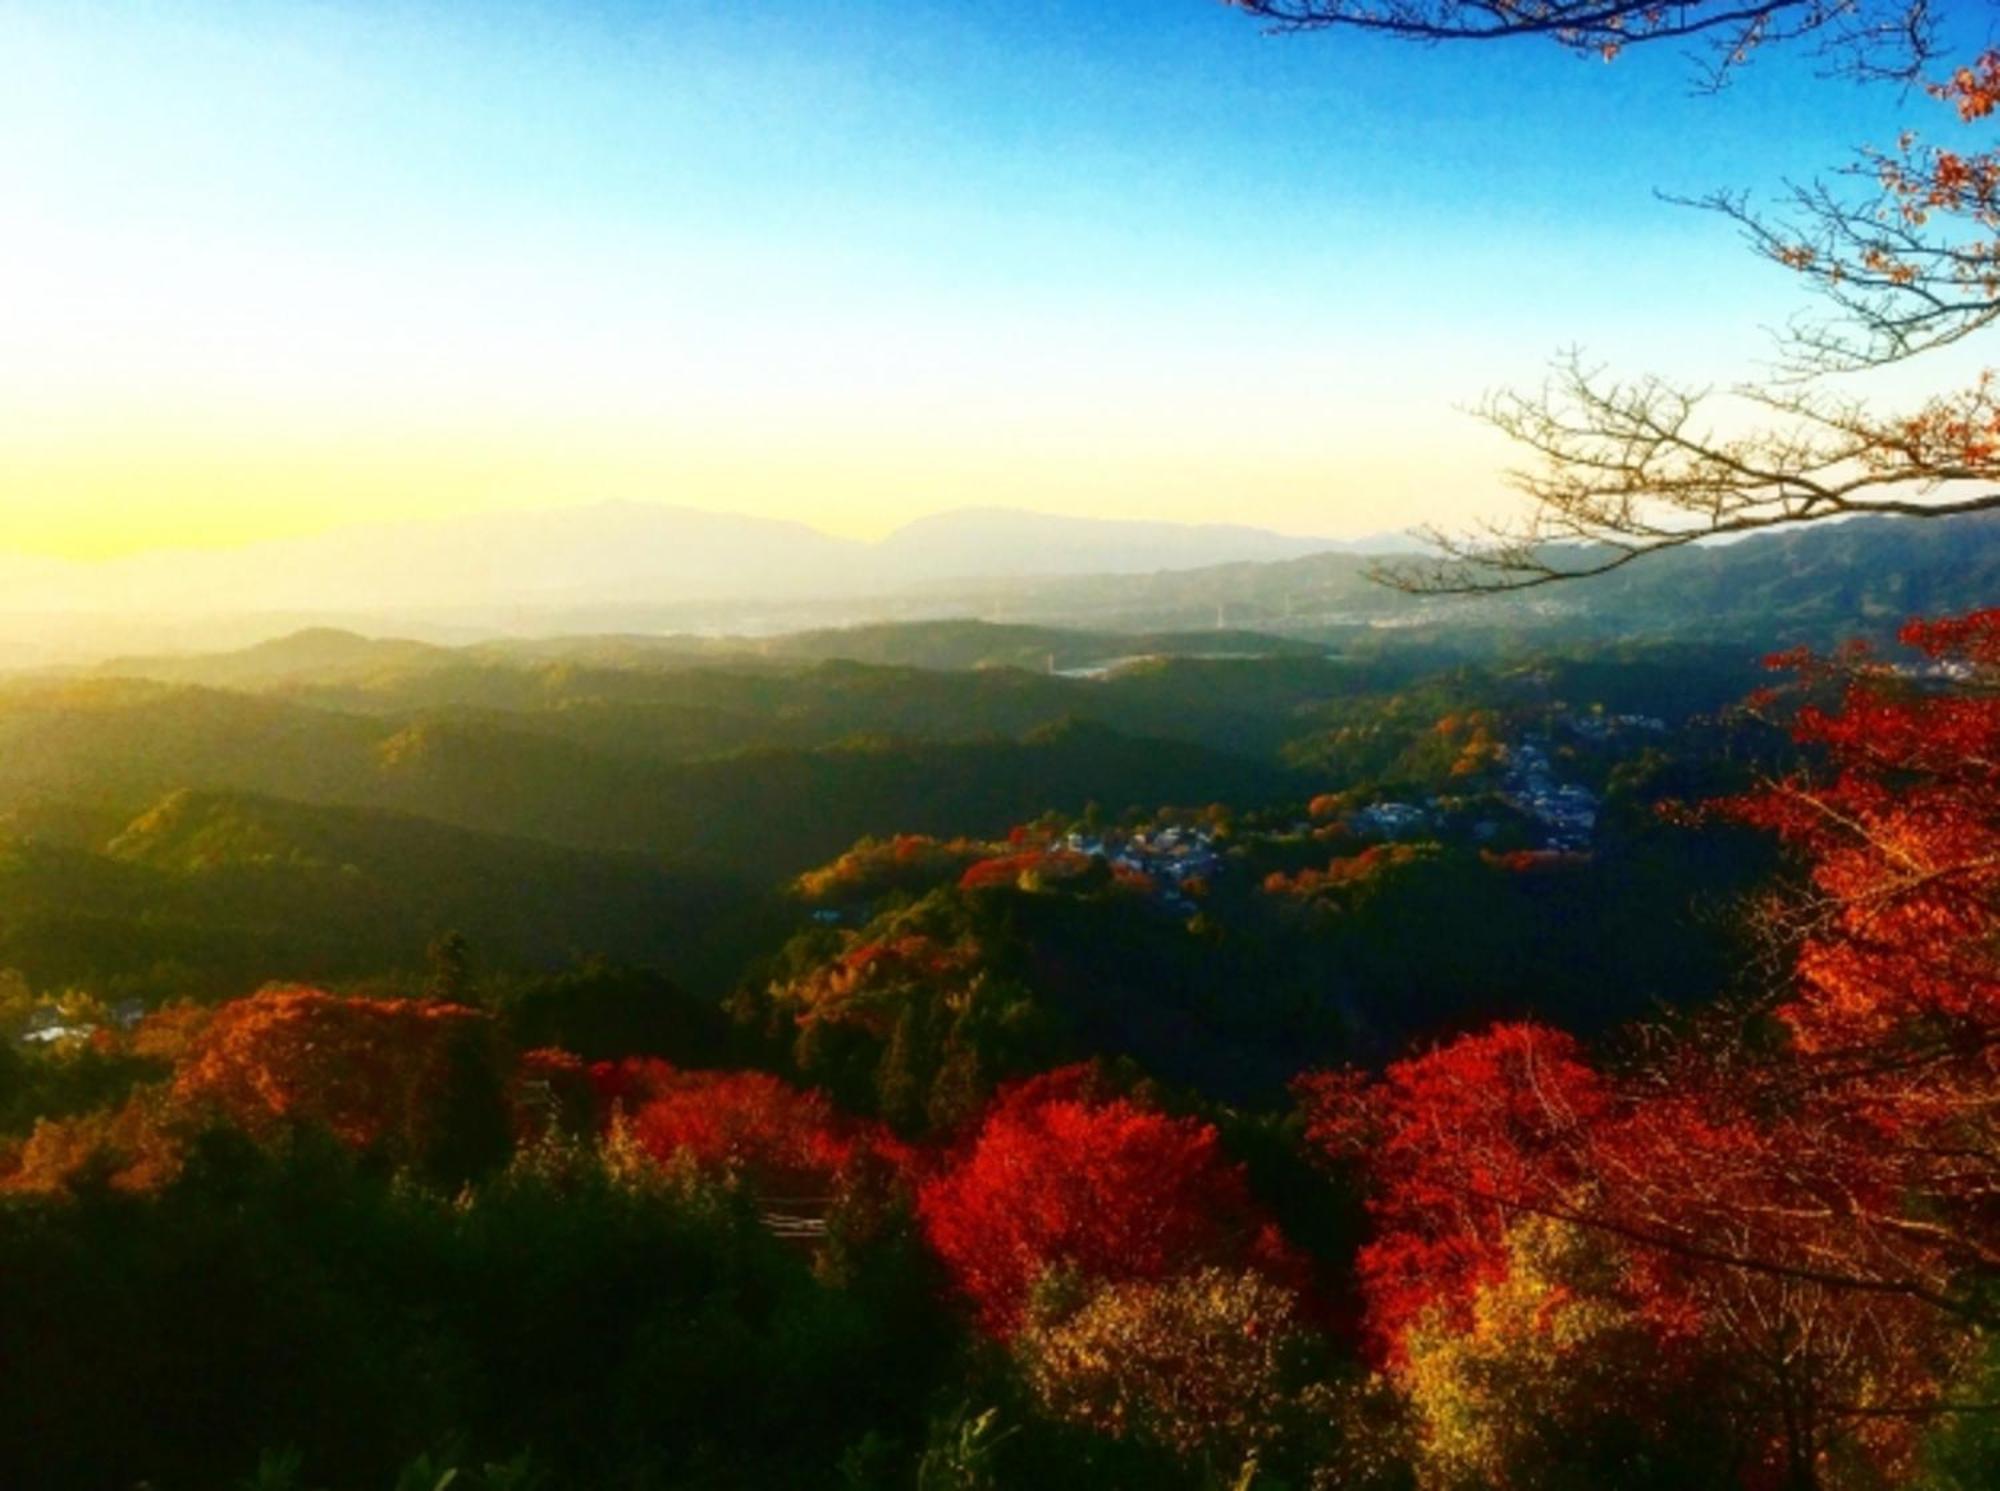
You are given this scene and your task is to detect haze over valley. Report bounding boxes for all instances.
[0,503,1402,664]
[4,500,1994,669]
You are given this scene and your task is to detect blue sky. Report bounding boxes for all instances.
[0,0,1958,554]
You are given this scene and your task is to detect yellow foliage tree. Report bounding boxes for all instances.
[1396,1217,1693,1491]
[1018,1266,1303,1465]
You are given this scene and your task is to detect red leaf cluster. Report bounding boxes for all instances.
[1731,610,2000,1049]
[918,1065,1301,1335]
[595,1057,906,1196]
[1300,1023,1613,1357]
[958,848,1095,891]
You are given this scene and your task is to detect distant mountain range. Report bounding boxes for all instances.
[867,508,1381,579]
[2,502,1996,667]
[0,503,1378,619]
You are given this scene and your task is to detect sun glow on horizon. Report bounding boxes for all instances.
[0,0,1897,564]
[0,421,1515,561]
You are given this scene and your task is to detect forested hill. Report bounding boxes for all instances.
[0,675,1305,878]
[0,630,1769,1009]
[0,789,772,998]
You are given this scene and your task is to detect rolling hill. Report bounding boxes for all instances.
[0,675,1309,879]
[0,789,772,999]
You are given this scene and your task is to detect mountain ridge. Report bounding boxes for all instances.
[0,502,1364,618]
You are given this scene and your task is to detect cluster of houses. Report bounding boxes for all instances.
[1339,722,1630,854]
[1346,800,1434,839]
[1561,711,1666,743]
[1892,657,1977,683]
[1498,737,1599,851]
[15,999,146,1046]
[1059,826,1224,917]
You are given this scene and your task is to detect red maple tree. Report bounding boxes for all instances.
[918,1065,1300,1335]
[594,1057,906,1198]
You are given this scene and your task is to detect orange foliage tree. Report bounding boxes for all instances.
[173,986,511,1180]
[0,1086,184,1196]
[779,933,977,1039]
[1262,842,1431,901]
[794,833,995,904]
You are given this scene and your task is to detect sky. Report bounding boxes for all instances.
[0,0,1953,558]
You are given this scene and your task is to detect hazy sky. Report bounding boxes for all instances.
[0,0,1939,557]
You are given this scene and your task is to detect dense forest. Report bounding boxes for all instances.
[4,600,1994,1490]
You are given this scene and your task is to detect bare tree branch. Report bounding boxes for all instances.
[1371,350,2000,592]
[1230,0,1938,82]
[1228,4,2000,593]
